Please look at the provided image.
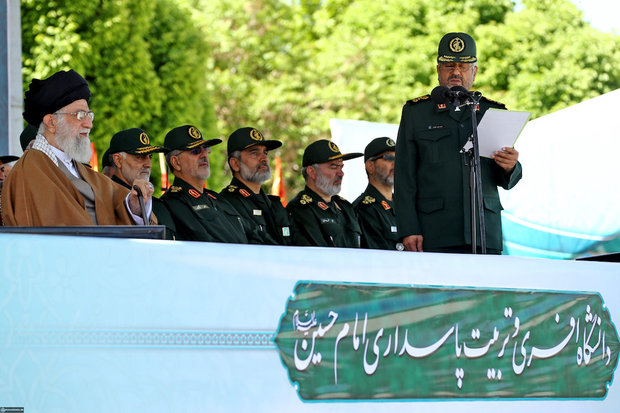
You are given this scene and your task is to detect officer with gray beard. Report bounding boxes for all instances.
[220,127,293,245]
[287,139,362,248]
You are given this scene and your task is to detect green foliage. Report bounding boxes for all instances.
[21,0,620,197]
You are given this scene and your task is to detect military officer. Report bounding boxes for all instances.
[106,128,176,239]
[353,137,402,250]
[394,32,522,254]
[161,125,248,243]
[287,139,362,248]
[219,127,293,245]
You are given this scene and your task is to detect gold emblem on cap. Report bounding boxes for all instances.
[188,126,202,140]
[328,142,339,153]
[250,129,263,141]
[139,132,150,145]
[386,138,396,147]
[449,37,465,53]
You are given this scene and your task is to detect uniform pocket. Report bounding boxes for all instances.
[417,128,451,163]
[418,197,444,214]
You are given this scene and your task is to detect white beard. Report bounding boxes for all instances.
[315,169,341,198]
[240,161,271,184]
[55,117,92,163]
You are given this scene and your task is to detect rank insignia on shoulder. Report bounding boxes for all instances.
[169,186,182,193]
[362,196,375,205]
[318,201,329,210]
[227,185,237,192]
[188,189,201,198]
[207,192,217,199]
[300,194,313,205]
[408,95,430,104]
[381,200,391,210]
[240,189,251,197]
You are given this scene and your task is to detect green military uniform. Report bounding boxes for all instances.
[287,186,361,247]
[353,184,400,250]
[220,177,292,245]
[394,32,522,253]
[106,127,176,239]
[162,177,248,243]
[287,139,363,248]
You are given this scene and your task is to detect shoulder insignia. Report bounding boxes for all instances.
[239,189,251,197]
[480,96,507,109]
[188,189,201,198]
[362,195,375,205]
[381,200,391,210]
[300,194,313,205]
[169,186,182,193]
[227,185,238,193]
[208,192,217,200]
[406,94,431,105]
[318,201,329,210]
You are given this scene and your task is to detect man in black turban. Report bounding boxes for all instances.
[1,69,155,226]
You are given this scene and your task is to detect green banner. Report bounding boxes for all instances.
[275,282,619,400]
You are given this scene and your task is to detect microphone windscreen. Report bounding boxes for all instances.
[450,85,469,95]
[431,86,450,104]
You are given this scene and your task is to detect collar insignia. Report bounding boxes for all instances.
[240,189,251,197]
[381,200,391,210]
[318,201,329,210]
[188,189,201,198]
[437,103,446,109]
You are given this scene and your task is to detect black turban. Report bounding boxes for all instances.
[23,69,91,127]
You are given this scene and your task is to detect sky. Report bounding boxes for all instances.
[570,0,619,33]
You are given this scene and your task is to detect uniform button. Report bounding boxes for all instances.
[460,123,464,128]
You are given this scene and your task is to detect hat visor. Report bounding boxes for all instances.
[0,155,19,163]
[438,55,477,63]
[339,152,364,162]
[186,138,223,150]
[243,139,282,152]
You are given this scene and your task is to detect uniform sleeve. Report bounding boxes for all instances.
[394,103,422,238]
[356,205,391,250]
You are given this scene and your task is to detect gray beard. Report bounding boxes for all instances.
[315,170,341,198]
[55,119,92,164]
[240,162,271,184]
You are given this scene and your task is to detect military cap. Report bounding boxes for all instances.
[227,127,282,155]
[20,124,38,151]
[364,137,396,161]
[23,69,91,127]
[437,32,477,64]
[0,155,19,164]
[164,125,222,152]
[101,148,113,168]
[108,128,165,156]
[302,139,363,167]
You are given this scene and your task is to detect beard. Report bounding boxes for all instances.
[315,169,341,198]
[55,117,92,163]
[240,161,271,184]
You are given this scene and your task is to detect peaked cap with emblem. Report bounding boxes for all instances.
[108,128,165,156]
[227,127,282,155]
[302,139,362,167]
[437,32,477,64]
[364,137,396,161]
[23,69,91,127]
[164,125,222,152]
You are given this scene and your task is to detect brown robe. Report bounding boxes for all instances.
[1,149,134,226]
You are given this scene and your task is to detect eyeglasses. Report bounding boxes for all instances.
[370,153,395,162]
[189,146,210,155]
[54,110,95,121]
[439,63,474,73]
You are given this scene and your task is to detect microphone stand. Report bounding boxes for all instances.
[457,92,486,254]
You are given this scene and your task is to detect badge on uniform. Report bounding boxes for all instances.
[282,227,290,237]
[253,209,262,216]
[476,104,480,111]
[437,103,446,109]
[240,189,251,197]
[318,201,328,210]
[188,189,201,198]
[193,204,209,211]
[391,226,398,233]
[381,200,391,210]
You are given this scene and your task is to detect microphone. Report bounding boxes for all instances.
[431,86,451,104]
